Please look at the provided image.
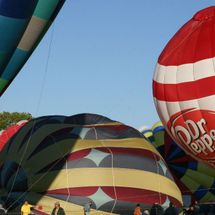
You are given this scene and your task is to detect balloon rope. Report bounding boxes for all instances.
[6,24,56,210]
[93,127,118,214]
[150,147,162,205]
[6,144,71,210]
[108,147,118,214]
[5,119,40,204]
[65,159,71,208]
[34,22,55,116]
[7,125,119,212]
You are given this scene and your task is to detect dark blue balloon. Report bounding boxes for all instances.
[0,0,38,19]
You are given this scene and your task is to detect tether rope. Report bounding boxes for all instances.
[6,23,56,210]
[93,127,118,214]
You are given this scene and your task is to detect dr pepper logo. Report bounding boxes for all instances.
[167,108,215,166]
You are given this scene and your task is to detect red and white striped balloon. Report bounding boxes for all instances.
[153,6,215,168]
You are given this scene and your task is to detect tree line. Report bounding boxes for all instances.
[0,112,32,130]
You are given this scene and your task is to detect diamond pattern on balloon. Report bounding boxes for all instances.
[85,149,109,166]
[161,196,170,208]
[70,127,91,139]
[88,187,114,209]
[157,159,168,176]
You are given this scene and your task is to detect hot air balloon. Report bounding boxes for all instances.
[142,122,215,206]
[153,6,215,168]
[0,120,28,150]
[0,0,65,96]
[0,113,182,214]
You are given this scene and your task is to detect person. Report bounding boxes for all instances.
[186,206,194,215]
[164,202,178,215]
[182,208,188,215]
[150,203,164,215]
[83,201,92,215]
[51,202,65,215]
[21,201,34,215]
[192,201,200,215]
[143,209,150,215]
[183,206,195,215]
[0,204,7,215]
[134,204,142,215]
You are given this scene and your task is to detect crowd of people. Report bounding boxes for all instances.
[20,200,92,215]
[0,199,214,215]
[19,200,215,215]
[134,202,178,215]
[20,201,66,215]
[0,200,92,215]
[133,201,215,215]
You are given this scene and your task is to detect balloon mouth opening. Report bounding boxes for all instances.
[193,6,215,21]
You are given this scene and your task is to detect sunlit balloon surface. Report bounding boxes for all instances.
[153,6,215,168]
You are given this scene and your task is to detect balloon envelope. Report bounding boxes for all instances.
[142,122,215,205]
[0,114,182,214]
[153,6,215,168]
[0,120,27,150]
[0,0,65,96]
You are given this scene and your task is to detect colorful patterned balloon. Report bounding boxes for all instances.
[0,114,182,214]
[0,0,65,96]
[0,120,27,150]
[153,6,215,168]
[142,122,215,205]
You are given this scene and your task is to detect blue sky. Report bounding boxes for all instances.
[0,1,213,129]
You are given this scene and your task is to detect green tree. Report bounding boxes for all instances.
[0,112,32,130]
